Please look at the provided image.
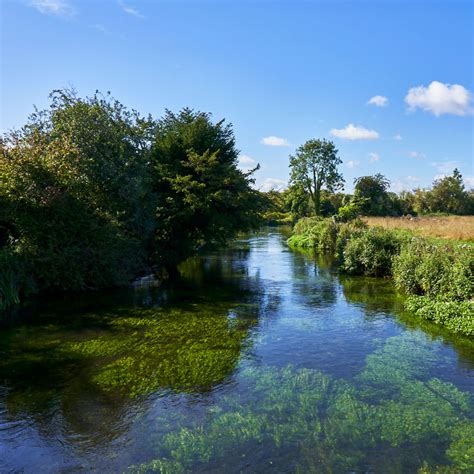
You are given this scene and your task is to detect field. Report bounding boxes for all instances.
[363,216,474,242]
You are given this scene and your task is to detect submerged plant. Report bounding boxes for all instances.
[127,333,474,473]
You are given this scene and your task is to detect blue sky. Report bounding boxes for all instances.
[1,0,473,192]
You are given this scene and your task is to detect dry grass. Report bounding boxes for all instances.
[363,216,474,242]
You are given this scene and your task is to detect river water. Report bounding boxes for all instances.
[1,228,473,473]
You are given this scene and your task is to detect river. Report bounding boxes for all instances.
[1,228,473,473]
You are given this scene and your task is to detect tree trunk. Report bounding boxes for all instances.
[314,187,321,216]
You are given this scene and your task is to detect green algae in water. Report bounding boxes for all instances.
[128,333,474,474]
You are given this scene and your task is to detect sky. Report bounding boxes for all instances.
[1,0,473,192]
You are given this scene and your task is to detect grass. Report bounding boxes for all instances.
[363,216,474,242]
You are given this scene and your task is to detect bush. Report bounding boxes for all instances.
[393,240,473,300]
[405,296,474,336]
[288,217,328,249]
[334,219,366,261]
[341,227,405,277]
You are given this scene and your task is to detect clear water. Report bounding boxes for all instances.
[1,229,473,473]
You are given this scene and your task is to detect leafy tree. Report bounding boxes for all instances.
[353,174,394,216]
[289,139,344,216]
[150,108,262,273]
[429,169,470,214]
[283,183,311,219]
[0,89,154,291]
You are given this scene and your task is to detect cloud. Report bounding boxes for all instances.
[431,160,459,174]
[330,124,379,140]
[393,134,402,141]
[260,178,287,192]
[346,160,360,169]
[29,0,75,16]
[367,95,388,107]
[405,81,472,116]
[119,1,144,17]
[408,151,425,159]
[261,136,290,147]
[238,154,256,165]
[464,176,474,189]
[390,176,420,193]
[369,152,380,162]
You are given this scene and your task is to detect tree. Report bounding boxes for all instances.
[150,108,262,273]
[289,139,344,216]
[353,174,393,216]
[0,89,155,291]
[429,169,470,214]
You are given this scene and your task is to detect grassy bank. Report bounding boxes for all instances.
[288,217,474,336]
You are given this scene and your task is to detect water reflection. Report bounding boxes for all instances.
[0,228,473,473]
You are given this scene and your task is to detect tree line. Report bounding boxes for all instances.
[265,138,474,221]
[0,90,263,307]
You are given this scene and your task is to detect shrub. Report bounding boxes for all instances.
[393,240,473,300]
[341,227,405,277]
[334,219,366,261]
[405,296,474,336]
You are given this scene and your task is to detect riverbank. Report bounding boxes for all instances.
[287,217,474,336]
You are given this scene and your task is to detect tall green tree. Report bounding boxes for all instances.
[150,108,262,273]
[289,138,344,216]
[428,168,470,214]
[353,174,393,216]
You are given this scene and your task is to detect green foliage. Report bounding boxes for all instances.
[405,169,474,216]
[354,173,395,216]
[0,92,262,305]
[128,334,474,473]
[289,138,344,216]
[393,240,473,300]
[0,89,153,292]
[405,297,474,336]
[151,109,262,270]
[341,227,405,276]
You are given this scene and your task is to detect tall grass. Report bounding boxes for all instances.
[363,216,474,242]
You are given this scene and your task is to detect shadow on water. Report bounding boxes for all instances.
[0,227,473,473]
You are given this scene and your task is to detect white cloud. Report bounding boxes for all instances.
[119,1,144,17]
[369,152,380,162]
[238,154,255,165]
[405,81,472,116]
[367,95,388,107]
[261,136,290,147]
[464,176,474,189]
[346,160,360,169]
[431,160,459,174]
[393,134,402,141]
[408,151,425,159]
[330,124,379,141]
[390,176,420,193]
[260,178,287,192]
[29,0,75,16]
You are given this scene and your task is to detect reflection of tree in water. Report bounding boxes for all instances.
[339,274,404,315]
[290,250,339,308]
[339,273,474,372]
[0,243,273,449]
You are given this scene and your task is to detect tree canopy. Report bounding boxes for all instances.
[289,139,344,216]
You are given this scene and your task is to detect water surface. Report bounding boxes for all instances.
[1,229,473,472]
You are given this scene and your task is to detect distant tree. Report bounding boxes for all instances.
[283,183,311,219]
[353,174,393,216]
[150,108,262,274]
[289,139,344,216]
[429,169,470,214]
